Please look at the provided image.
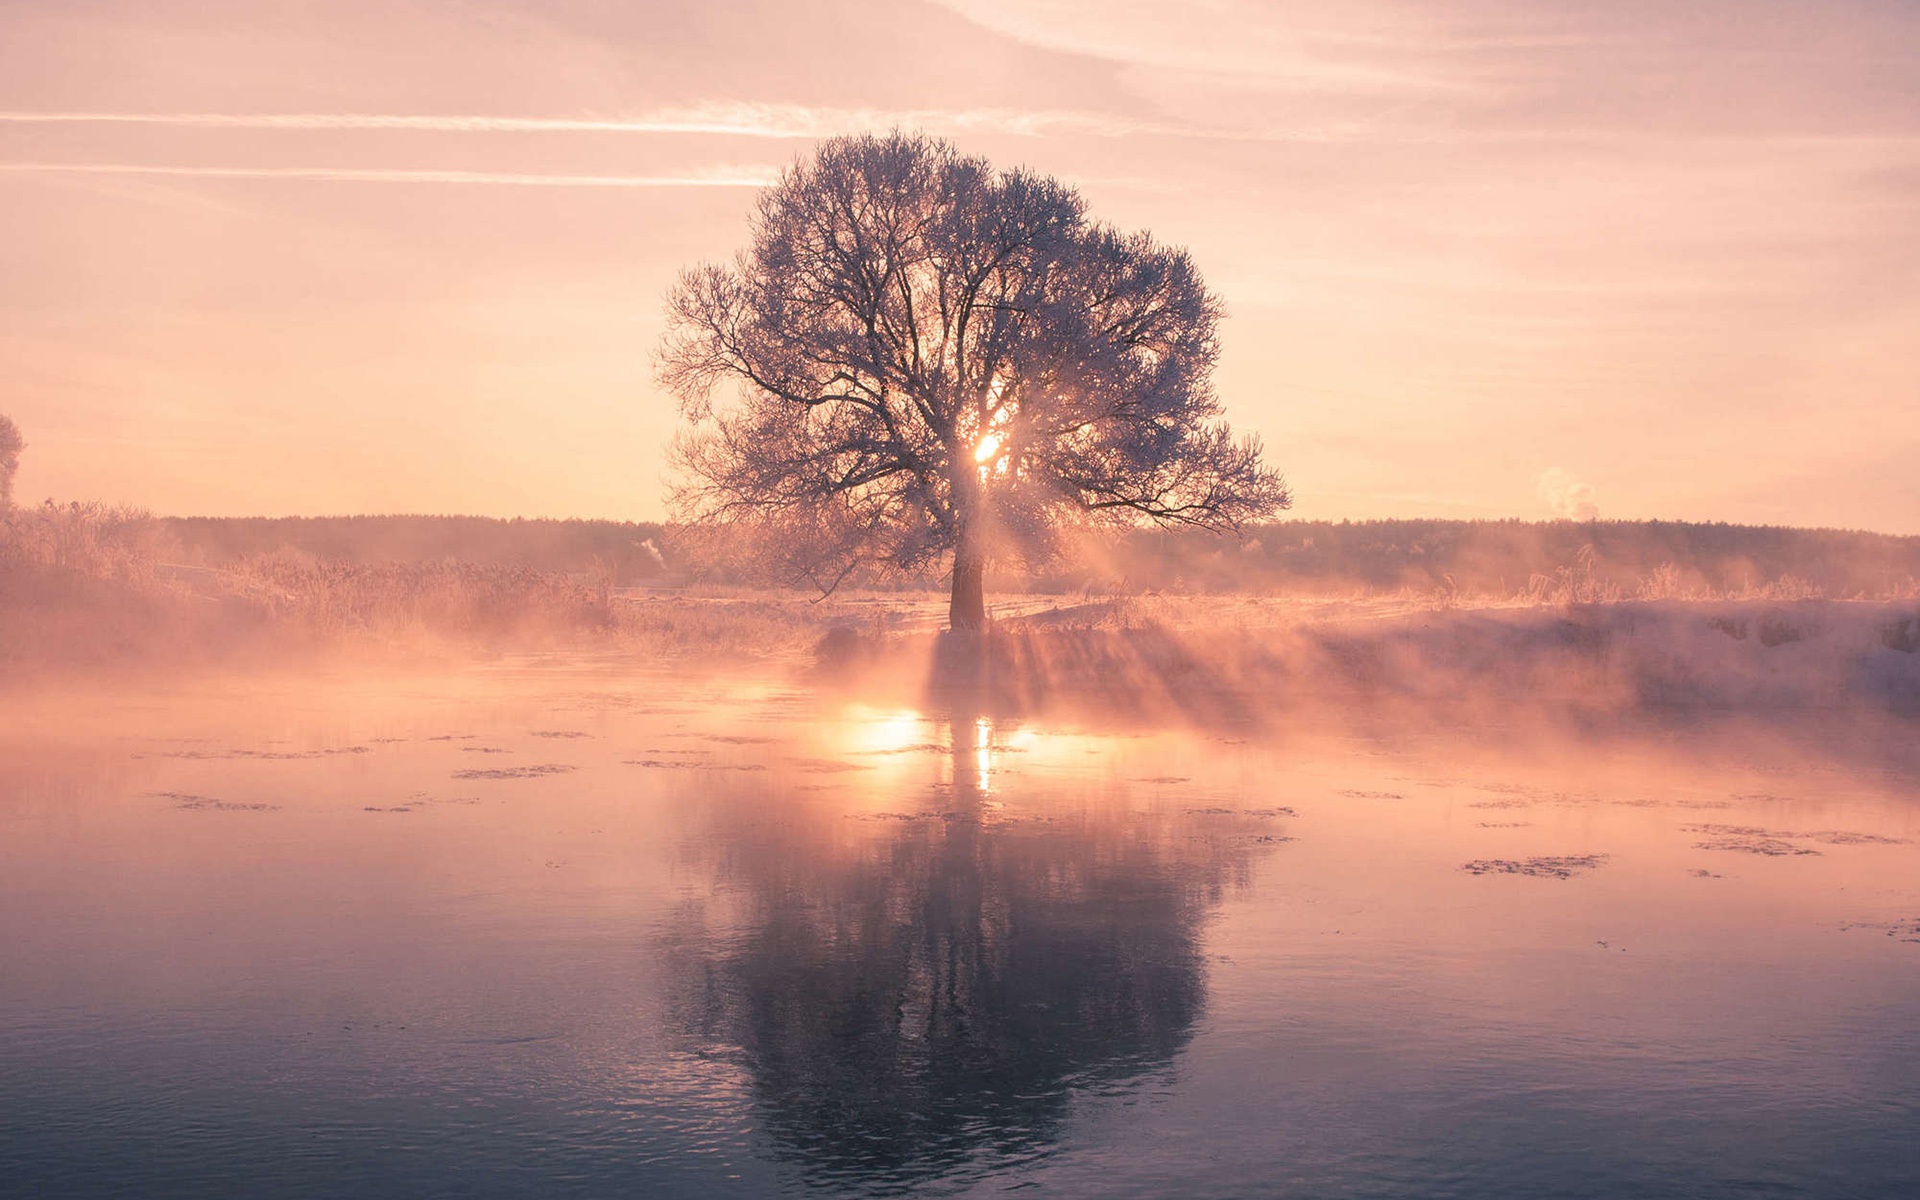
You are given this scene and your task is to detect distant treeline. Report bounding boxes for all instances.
[10,505,1920,674]
[1065,519,1920,599]
[156,514,1920,599]
[0,503,820,671]
[162,515,672,581]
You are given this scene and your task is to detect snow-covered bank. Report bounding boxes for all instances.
[837,600,1920,721]
[1296,600,1920,712]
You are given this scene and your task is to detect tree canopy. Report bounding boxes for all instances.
[657,132,1287,628]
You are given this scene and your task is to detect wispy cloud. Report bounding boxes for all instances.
[923,0,1480,95]
[0,103,1371,144]
[0,162,778,186]
[0,103,1168,139]
[14,105,1873,149]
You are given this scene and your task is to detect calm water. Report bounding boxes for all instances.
[3,659,1918,1198]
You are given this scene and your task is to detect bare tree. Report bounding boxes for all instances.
[657,133,1288,630]
[0,414,22,511]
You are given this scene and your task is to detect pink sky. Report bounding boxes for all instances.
[3,0,1917,530]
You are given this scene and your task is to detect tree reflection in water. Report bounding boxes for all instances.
[665,708,1261,1192]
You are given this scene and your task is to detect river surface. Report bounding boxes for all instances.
[3,658,1918,1198]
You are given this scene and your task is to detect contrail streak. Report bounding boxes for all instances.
[0,162,778,186]
[8,108,1894,148]
[0,104,1172,139]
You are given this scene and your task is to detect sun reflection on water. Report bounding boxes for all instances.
[844,706,929,756]
[974,716,995,794]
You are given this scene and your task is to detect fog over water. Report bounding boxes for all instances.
[7,1,1919,1193]
[4,657,1917,1198]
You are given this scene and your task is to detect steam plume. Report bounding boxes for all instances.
[1537,467,1600,521]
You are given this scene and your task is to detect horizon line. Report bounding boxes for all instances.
[116,511,1920,538]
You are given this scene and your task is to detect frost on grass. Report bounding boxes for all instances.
[1461,855,1606,879]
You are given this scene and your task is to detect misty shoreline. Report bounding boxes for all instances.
[6,503,1918,725]
[8,588,1917,728]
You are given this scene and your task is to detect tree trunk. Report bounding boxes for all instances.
[947,479,987,632]
[949,551,986,631]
